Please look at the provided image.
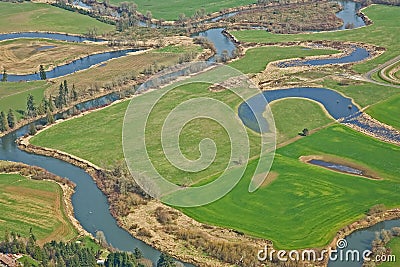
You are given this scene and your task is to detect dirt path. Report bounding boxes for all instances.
[361,54,400,88]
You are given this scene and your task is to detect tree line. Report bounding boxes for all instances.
[0,230,178,267]
[0,80,78,134]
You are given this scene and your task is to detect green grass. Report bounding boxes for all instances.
[321,79,400,108]
[0,173,77,243]
[0,82,49,120]
[231,5,400,74]
[18,256,40,267]
[366,93,400,130]
[379,237,400,267]
[110,0,254,21]
[30,85,400,249]
[181,124,400,249]
[31,100,128,168]
[229,46,339,74]
[0,2,114,34]
[31,83,261,185]
[155,45,202,53]
[270,98,333,143]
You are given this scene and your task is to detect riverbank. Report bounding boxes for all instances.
[15,125,267,266]
[15,84,400,267]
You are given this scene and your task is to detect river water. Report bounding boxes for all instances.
[0,1,396,267]
[1,49,139,82]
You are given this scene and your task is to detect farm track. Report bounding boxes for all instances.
[362,55,400,87]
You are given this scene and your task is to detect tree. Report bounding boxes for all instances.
[1,69,7,82]
[71,84,78,102]
[48,95,55,112]
[95,231,107,246]
[46,110,55,125]
[29,123,37,135]
[220,49,230,63]
[133,247,143,259]
[0,111,9,132]
[39,65,46,80]
[146,11,152,27]
[63,80,69,104]
[56,82,66,109]
[27,94,37,117]
[157,253,176,267]
[7,109,15,129]
[301,128,309,136]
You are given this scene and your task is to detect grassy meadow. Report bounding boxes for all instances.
[270,98,333,143]
[0,173,77,244]
[182,124,400,249]
[231,5,400,74]
[320,79,400,108]
[0,2,114,35]
[45,45,202,96]
[0,82,49,120]
[366,93,400,130]
[110,0,254,21]
[380,237,400,267]
[30,84,400,249]
[15,0,400,252]
[229,46,339,74]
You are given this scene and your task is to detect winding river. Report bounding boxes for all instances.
[0,49,140,82]
[0,1,398,267]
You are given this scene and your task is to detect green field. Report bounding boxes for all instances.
[0,173,77,244]
[31,100,127,168]
[270,98,333,143]
[30,85,400,249]
[0,82,49,120]
[0,2,114,34]
[182,125,400,249]
[110,0,254,21]
[380,237,400,267]
[31,83,260,180]
[321,79,400,107]
[231,5,400,74]
[18,0,400,254]
[229,46,338,74]
[366,93,400,130]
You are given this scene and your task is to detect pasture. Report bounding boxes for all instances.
[229,46,339,74]
[109,0,254,21]
[0,2,114,35]
[30,85,400,249]
[0,38,110,74]
[0,173,77,244]
[231,5,400,74]
[0,82,49,120]
[366,93,400,130]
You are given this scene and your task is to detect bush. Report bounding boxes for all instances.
[367,204,387,215]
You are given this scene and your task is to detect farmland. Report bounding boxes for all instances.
[0,173,77,244]
[0,2,114,35]
[30,97,400,248]
[231,5,400,74]
[109,0,254,21]
[3,1,400,265]
[229,46,339,74]
[0,38,110,74]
